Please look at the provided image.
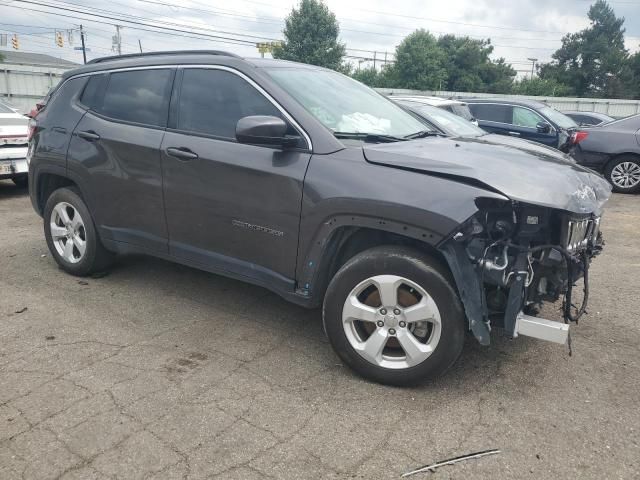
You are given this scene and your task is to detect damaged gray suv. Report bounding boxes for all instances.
[28,51,611,385]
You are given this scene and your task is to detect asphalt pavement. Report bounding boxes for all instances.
[1,180,638,479]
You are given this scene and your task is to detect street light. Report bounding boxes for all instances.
[527,58,538,80]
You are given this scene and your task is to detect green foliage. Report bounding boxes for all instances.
[272,0,346,71]
[627,51,640,99]
[511,77,572,97]
[436,35,514,93]
[351,66,380,87]
[539,0,630,98]
[386,29,448,90]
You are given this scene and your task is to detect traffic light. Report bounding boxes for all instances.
[11,34,18,50]
[56,31,63,47]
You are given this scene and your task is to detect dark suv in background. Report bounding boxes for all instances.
[464,98,581,151]
[28,51,611,385]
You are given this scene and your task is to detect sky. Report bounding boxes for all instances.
[0,0,639,76]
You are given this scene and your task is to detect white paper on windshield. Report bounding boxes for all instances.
[337,112,391,134]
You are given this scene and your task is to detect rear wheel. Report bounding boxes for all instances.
[43,187,114,276]
[605,155,640,194]
[323,246,465,386]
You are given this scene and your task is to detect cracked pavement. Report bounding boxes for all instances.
[1,181,639,479]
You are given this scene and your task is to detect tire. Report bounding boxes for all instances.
[43,187,114,276]
[323,246,465,386]
[604,155,640,194]
[12,175,28,188]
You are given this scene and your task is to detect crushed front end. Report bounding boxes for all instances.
[439,198,606,347]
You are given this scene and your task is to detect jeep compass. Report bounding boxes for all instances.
[28,51,611,385]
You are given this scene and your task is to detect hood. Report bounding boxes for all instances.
[363,136,612,215]
[478,133,572,160]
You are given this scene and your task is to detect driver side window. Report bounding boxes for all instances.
[177,68,285,139]
[512,107,544,129]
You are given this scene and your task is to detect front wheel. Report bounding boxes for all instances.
[605,156,640,194]
[323,246,465,386]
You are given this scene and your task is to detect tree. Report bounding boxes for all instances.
[626,51,640,99]
[351,66,380,87]
[386,29,447,90]
[436,35,516,93]
[511,77,572,96]
[539,0,630,98]
[272,0,346,71]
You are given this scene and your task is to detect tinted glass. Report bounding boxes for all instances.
[469,104,512,123]
[98,69,172,127]
[512,106,544,128]
[177,69,282,138]
[265,67,425,137]
[80,74,108,109]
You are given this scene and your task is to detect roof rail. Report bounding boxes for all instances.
[87,50,242,65]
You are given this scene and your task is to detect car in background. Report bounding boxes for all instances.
[0,100,29,187]
[569,114,640,193]
[563,111,615,127]
[395,98,584,162]
[390,95,478,125]
[463,98,582,151]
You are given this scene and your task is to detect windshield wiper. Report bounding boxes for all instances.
[404,130,444,139]
[333,132,408,143]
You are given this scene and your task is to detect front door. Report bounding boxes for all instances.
[509,106,558,147]
[161,67,311,287]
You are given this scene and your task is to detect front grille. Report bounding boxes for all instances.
[566,217,599,252]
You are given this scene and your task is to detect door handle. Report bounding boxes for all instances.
[507,131,521,137]
[166,147,199,161]
[52,127,67,134]
[77,130,100,141]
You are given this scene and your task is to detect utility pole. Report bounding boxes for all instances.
[114,25,122,55]
[79,24,87,64]
[373,51,377,70]
[527,57,538,80]
[138,39,143,53]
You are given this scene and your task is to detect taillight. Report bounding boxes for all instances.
[571,131,588,144]
[27,118,36,141]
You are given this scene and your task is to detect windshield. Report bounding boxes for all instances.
[449,104,474,121]
[399,102,486,137]
[264,67,426,138]
[539,106,577,129]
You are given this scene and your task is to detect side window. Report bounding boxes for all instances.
[469,104,511,124]
[79,74,109,110]
[512,106,544,128]
[177,68,284,139]
[96,69,173,127]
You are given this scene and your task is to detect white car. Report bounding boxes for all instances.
[389,95,478,125]
[0,101,29,187]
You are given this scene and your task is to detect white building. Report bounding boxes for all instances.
[0,51,78,114]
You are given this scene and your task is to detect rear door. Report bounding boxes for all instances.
[160,66,311,286]
[67,68,175,254]
[468,103,512,135]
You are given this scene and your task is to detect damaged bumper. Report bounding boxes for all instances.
[0,151,28,178]
[439,198,606,346]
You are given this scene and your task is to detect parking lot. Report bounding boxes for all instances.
[0,180,638,479]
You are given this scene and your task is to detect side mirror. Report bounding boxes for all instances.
[236,115,299,147]
[536,121,552,134]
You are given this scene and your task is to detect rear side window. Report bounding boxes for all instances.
[96,69,173,127]
[176,68,282,139]
[469,104,512,124]
[80,74,109,109]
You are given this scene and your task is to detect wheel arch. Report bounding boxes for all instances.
[33,170,79,216]
[298,218,451,308]
[604,151,640,171]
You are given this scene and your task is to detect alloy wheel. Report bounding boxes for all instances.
[611,161,640,189]
[50,202,87,264]
[341,275,441,369]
